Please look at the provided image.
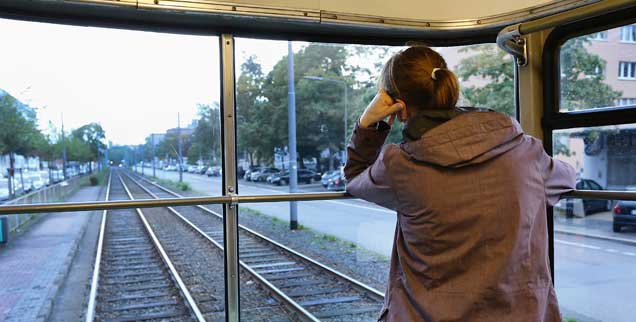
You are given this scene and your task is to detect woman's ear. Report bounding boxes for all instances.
[397,99,408,122]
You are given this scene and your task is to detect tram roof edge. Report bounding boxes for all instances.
[0,0,597,45]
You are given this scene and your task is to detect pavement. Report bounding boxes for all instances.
[0,185,102,322]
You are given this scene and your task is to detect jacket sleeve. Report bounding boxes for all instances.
[540,150,576,206]
[344,121,398,211]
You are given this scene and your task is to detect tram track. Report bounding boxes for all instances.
[85,170,205,322]
[123,170,385,322]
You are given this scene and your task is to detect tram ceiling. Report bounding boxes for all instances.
[0,0,600,45]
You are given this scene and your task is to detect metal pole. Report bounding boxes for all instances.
[141,145,145,176]
[178,113,183,183]
[152,134,156,178]
[61,113,67,180]
[220,34,240,322]
[343,83,348,164]
[287,41,299,230]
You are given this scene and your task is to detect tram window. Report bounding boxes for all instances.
[232,38,514,320]
[233,39,515,184]
[559,23,636,111]
[552,124,636,322]
[0,18,227,321]
[0,18,223,199]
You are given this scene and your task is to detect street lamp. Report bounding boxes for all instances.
[302,76,348,164]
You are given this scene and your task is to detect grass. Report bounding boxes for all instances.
[563,318,578,322]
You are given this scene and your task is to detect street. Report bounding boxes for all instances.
[139,167,636,322]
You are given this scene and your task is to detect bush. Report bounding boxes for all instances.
[177,182,191,191]
[89,176,99,186]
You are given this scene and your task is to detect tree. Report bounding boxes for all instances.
[456,44,516,116]
[560,36,622,111]
[0,91,45,197]
[190,103,221,165]
[71,123,106,171]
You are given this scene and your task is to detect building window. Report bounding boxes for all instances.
[618,61,636,79]
[618,98,636,106]
[620,25,636,43]
[589,31,608,40]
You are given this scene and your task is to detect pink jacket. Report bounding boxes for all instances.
[344,110,575,322]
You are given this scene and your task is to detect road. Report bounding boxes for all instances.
[139,167,636,322]
[142,167,397,256]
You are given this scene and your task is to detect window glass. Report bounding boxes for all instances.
[559,23,636,111]
[620,25,636,43]
[0,18,225,320]
[552,124,636,322]
[232,38,514,320]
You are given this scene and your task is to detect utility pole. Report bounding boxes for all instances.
[287,41,299,230]
[178,113,183,183]
[61,113,67,180]
[141,145,145,176]
[152,134,156,178]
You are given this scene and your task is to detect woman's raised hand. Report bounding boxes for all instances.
[359,90,407,128]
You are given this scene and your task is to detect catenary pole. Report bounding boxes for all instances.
[178,113,183,183]
[287,41,299,230]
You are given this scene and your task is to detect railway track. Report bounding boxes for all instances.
[124,171,385,322]
[85,171,205,322]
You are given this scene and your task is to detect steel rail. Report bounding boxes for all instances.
[117,173,207,322]
[2,188,636,215]
[122,172,318,322]
[131,173,386,302]
[84,171,112,322]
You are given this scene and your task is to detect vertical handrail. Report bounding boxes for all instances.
[220,34,240,322]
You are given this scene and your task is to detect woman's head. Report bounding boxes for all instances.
[379,46,460,112]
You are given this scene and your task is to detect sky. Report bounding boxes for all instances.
[0,18,298,145]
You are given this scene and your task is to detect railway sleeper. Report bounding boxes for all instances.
[105,269,163,279]
[103,275,167,285]
[298,296,361,307]
[103,299,179,312]
[313,306,383,319]
[105,309,187,322]
[106,291,174,302]
[285,287,347,298]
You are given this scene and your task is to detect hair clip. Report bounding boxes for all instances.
[431,68,442,80]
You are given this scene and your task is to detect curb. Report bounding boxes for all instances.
[554,228,636,246]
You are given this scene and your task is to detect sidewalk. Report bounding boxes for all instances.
[0,185,102,322]
[554,211,636,245]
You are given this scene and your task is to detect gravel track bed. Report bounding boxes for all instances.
[121,174,295,322]
[96,175,195,322]
[128,173,384,321]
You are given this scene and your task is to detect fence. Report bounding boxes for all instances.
[1,175,85,234]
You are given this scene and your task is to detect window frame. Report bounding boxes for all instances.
[0,10,520,322]
[620,24,636,43]
[618,61,636,80]
[542,7,636,282]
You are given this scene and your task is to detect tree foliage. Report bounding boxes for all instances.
[560,36,622,111]
[456,44,516,116]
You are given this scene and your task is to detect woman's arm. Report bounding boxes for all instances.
[343,90,405,211]
[344,121,398,210]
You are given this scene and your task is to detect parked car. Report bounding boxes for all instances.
[270,169,319,185]
[187,165,198,173]
[206,166,221,177]
[28,172,45,191]
[197,165,208,174]
[321,170,341,188]
[243,167,261,181]
[612,185,636,232]
[326,171,346,191]
[251,167,279,182]
[576,179,611,215]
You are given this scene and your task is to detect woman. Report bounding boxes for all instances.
[345,46,575,322]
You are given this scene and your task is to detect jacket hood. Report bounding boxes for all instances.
[400,111,524,168]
